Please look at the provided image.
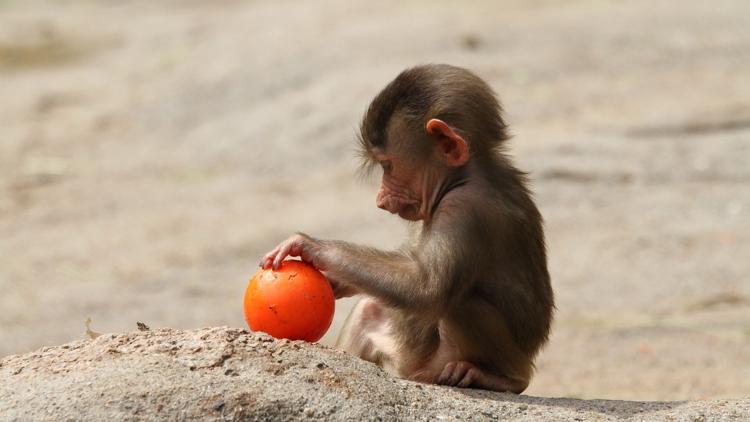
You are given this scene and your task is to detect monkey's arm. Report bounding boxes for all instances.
[261,204,473,308]
[317,240,430,308]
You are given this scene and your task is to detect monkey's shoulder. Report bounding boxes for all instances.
[435,183,509,222]
[431,182,543,254]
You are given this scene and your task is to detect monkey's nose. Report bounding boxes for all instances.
[376,194,398,214]
[375,188,388,210]
[376,198,393,212]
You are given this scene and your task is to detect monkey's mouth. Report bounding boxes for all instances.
[377,193,420,217]
[397,204,423,221]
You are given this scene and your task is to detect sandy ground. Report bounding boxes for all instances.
[3,328,749,421]
[1,0,748,401]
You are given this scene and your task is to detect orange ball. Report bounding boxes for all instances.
[243,260,335,342]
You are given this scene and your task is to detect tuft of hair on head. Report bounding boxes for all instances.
[357,64,510,172]
[355,130,379,180]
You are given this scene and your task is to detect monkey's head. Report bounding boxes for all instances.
[358,64,510,221]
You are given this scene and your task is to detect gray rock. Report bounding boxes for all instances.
[1,327,747,421]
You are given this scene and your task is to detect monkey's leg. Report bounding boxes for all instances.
[436,361,528,394]
[335,296,396,370]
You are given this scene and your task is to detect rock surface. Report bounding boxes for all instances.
[2,0,750,401]
[1,327,747,421]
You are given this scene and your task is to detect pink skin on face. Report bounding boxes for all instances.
[371,150,425,221]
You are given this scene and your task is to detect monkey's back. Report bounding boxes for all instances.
[439,163,554,380]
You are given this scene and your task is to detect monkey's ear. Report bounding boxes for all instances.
[425,119,469,167]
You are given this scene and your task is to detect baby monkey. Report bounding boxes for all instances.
[261,64,553,393]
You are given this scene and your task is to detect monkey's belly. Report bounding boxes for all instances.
[361,318,460,382]
[340,297,463,383]
[364,317,399,375]
[337,297,398,373]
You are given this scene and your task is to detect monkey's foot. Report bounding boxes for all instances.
[435,361,527,394]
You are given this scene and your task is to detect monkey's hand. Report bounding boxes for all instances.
[326,276,360,299]
[260,233,324,270]
[260,233,360,299]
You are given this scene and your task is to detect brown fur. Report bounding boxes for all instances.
[263,64,554,392]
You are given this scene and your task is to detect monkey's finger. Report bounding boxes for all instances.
[446,363,469,386]
[287,243,303,259]
[457,368,477,388]
[259,251,277,268]
[272,246,290,270]
[273,241,299,269]
[436,362,456,385]
[260,247,281,268]
[260,254,275,269]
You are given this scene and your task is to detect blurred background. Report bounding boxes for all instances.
[1,0,748,401]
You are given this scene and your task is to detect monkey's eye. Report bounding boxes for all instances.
[381,161,393,174]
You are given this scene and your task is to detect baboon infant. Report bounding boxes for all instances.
[262,64,553,393]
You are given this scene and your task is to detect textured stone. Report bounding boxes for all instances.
[1,327,747,421]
